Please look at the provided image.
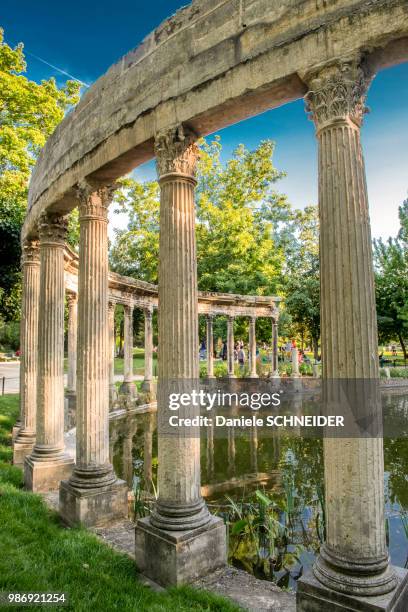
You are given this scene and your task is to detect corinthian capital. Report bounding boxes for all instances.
[76,179,118,220]
[21,239,40,266]
[304,61,372,130]
[154,125,199,179]
[38,212,68,246]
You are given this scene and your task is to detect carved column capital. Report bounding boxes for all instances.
[76,180,117,221]
[108,299,116,312]
[38,212,68,246]
[304,61,372,131]
[21,239,40,266]
[154,125,199,180]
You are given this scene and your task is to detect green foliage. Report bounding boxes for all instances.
[283,206,320,357]
[0,317,20,351]
[110,138,291,298]
[0,28,81,321]
[374,198,408,358]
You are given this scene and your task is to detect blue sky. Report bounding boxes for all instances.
[2,0,407,240]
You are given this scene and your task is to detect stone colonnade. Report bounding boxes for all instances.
[14,54,407,606]
[204,312,279,379]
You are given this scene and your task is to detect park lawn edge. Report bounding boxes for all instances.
[0,395,240,612]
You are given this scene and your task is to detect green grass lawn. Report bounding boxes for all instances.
[0,395,238,612]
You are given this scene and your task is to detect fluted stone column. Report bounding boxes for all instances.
[297,61,407,610]
[24,214,74,492]
[59,183,127,527]
[120,304,136,396]
[108,300,118,409]
[227,315,235,378]
[206,315,215,378]
[249,316,258,378]
[141,306,155,395]
[135,125,226,587]
[291,347,300,377]
[65,292,77,425]
[13,240,40,465]
[271,318,279,377]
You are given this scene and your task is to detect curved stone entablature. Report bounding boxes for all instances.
[23,0,408,241]
[64,246,280,319]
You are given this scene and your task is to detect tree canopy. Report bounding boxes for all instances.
[0,28,80,321]
[373,198,408,358]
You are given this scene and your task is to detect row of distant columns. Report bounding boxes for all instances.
[64,296,155,408]
[205,314,279,379]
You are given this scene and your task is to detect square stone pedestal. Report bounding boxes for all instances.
[12,424,21,441]
[13,440,34,466]
[24,455,74,492]
[297,566,408,611]
[135,515,226,587]
[59,478,128,527]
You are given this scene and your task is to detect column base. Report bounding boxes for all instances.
[59,477,128,527]
[13,433,35,466]
[12,422,21,441]
[134,515,226,587]
[119,381,137,397]
[24,453,74,492]
[297,566,408,612]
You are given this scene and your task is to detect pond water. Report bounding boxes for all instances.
[109,389,408,591]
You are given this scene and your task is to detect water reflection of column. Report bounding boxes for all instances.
[297,61,402,607]
[123,418,136,488]
[143,412,154,493]
[249,316,258,378]
[206,315,215,378]
[206,417,215,480]
[227,426,236,476]
[249,423,258,473]
[227,316,235,378]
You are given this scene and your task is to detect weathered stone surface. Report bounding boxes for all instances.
[59,478,128,527]
[195,566,296,612]
[297,565,408,611]
[13,239,40,465]
[134,516,226,587]
[59,183,127,526]
[297,60,407,606]
[25,213,74,491]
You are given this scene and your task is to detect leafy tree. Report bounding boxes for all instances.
[283,206,320,358]
[373,198,408,359]
[110,138,293,343]
[0,28,81,321]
